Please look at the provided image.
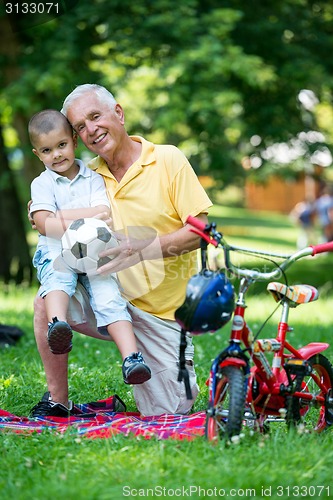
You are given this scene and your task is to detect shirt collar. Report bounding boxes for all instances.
[88,136,155,176]
[46,159,90,182]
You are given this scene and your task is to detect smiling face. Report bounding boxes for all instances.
[33,126,78,179]
[66,92,126,163]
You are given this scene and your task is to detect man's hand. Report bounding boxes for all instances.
[96,214,208,275]
[97,226,159,274]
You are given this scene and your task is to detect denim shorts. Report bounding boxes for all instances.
[33,245,131,327]
[79,274,131,327]
[33,245,78,298]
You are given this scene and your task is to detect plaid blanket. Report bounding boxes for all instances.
[0,396,205,440]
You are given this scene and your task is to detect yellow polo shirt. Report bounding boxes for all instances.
[88,136,212,320]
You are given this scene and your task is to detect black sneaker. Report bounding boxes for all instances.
[122,352,152,385]
[30,392,83,418]
[47,317,73,355]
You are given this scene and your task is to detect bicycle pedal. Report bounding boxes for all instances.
[284,359,312,376]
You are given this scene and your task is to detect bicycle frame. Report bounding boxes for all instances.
[229,280,329,417]
[186,216,333,436]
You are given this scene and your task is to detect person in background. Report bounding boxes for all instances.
[315,184,333,242]
[289,198,316,249]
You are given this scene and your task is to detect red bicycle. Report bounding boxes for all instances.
[182,216,333,442]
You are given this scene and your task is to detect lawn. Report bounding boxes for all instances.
[0,205,333,499]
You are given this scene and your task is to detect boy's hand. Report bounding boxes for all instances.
[27,200,37,230]
[93,212,113,230]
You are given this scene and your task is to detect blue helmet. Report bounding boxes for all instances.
[175,269,235,335]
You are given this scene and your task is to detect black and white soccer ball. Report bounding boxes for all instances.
[61,218,118,275]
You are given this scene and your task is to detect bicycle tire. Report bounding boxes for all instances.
[286,353,333,431]
[205,365,246,442]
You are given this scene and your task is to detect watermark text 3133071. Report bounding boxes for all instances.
[5,3,59,14]
[4,1,80,32]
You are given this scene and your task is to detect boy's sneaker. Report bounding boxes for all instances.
[30,392,83,418]
[47,317,73,355]
[122,352,151,385]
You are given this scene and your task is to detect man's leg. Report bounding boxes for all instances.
[128,304,199,416]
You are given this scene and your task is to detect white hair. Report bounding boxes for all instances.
[61,84,117,116]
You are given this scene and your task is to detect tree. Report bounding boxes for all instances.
[1,0,333,282]
[0,121,33,283]
[0,1,104,283]
[80,0,333,183]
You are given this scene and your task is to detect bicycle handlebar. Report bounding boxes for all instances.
[187,215,333,282]
[186,215,220,247]
[311,241,333,254]
[187,215,207,231]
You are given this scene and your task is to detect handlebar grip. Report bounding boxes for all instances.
[186,215,219,247]
[186,215,207,230]
[311,241,333,255]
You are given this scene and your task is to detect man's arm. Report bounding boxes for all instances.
[158,213,208,257]
[97,212,208,274]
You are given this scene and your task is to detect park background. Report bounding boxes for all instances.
[1,0,333,284]
[1,1,333,499]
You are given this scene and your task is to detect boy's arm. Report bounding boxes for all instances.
[33,210,70,239]
[32,205,110,239]
[55,205,110,221]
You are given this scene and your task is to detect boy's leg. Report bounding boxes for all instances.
[34,248,76,355]
[44,290,73,355]
[107,320,151,385]
[106,320,137,358]
[84,274,152,385]
[44,290,70,322]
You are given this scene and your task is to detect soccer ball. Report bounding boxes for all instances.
[61,218,118,275]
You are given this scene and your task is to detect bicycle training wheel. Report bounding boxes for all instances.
[205,365,246,442]
[286,353,333,432]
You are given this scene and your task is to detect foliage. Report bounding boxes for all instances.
[2,0,333,181]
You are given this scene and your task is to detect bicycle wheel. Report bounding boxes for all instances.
[205,365,246,442]
[286,354,333,431]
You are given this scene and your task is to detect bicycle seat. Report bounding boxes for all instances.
[267,282,319,304]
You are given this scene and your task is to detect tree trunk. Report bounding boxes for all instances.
[0,122,33,284]
[0,13,35,284]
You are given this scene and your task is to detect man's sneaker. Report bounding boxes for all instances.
[30,392,82,418]
[122,352,151,385]
[47,317,73,355]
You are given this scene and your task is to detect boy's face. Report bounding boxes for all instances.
[33,127,78,177]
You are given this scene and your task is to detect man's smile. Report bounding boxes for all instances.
[93,133,107,145]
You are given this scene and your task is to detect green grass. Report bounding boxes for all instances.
[1,206,333,499]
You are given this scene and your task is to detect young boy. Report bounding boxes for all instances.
[29,109,151,386]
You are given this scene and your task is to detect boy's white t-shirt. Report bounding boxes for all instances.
[30,159,110,250]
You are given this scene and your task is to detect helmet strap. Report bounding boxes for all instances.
[177,328,193,400]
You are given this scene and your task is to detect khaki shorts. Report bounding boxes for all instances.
[67,282,199,416]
